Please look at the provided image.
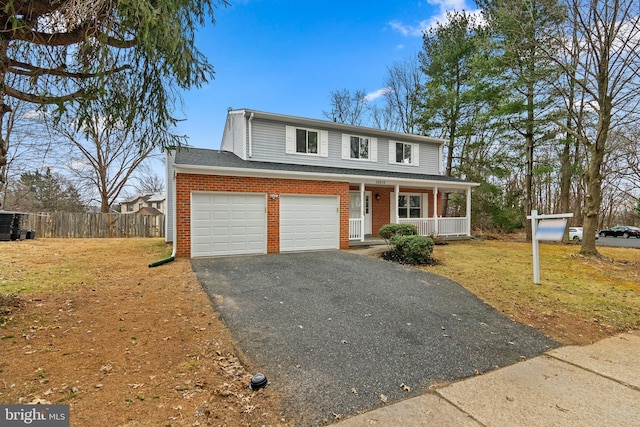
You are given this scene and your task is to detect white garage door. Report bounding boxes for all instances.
[191,192,266,257]
[280,195,339,252]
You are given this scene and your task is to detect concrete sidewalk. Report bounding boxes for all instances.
[336,330,640,427]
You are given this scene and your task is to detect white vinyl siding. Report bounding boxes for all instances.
[280,195,339,252]
[191,193,266,257]
[249,120,440,174]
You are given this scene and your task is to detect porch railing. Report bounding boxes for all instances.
[348,217,469,240]
[349,218,362,240]
[438,217,468,236]
[399,217,469,237]
[399,218,436,236]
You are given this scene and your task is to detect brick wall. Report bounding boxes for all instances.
[348,186,441,237]
[176,173,350,257]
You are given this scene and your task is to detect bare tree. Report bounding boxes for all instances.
[545,0,640,255]
[51,101,158,213]
[382,57,424,134]
[0,101,55,209]
[133,162,165,195]
[322,89,369,126]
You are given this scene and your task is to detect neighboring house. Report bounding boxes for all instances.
[166,109,478,258]
[121,193,166,215]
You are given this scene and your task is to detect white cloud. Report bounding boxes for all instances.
[390,0,483,36]
[365,88,391,102]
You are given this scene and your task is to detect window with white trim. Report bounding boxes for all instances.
[390,141,419,166]
[286,126,328,157]
[296,128,318,154]
[350,136,369,159]
[398,194,422,218]
[342,134,377,161]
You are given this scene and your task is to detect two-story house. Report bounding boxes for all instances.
[121,193,166,215]
[166,109,478,258]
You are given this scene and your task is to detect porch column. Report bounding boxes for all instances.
[360,182,365,242]
[466,187,472,237]
[394,184,400,224]
[433,186,439,236]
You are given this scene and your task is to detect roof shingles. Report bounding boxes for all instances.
[174,148,472,185]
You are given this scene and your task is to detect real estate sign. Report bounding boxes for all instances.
[527,210,573,284]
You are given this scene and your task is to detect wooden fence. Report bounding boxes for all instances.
[21,212,165,238]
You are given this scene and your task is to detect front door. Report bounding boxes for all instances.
[349,191,372,235]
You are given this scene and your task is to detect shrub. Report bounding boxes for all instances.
[389,235,434,265]
[379,223,418,240]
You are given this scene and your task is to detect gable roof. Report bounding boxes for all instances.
[173,148,478,190]
[138,206,163,216]
[123,193,165,204]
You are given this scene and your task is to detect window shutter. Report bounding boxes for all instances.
[422,193,429,217]
[389,141,396,164]
[342,134,350,159]
[413,144,419,166]
[320,131,329,157]
[285,126,295,154]
[370,138,378,162]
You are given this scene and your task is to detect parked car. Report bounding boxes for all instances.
[598,226,640,238]
[568,227,583,242]
[568,227,599,242]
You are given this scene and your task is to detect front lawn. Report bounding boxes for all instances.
[423,240,640,345]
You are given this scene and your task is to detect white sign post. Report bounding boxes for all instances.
[527,210,574,284]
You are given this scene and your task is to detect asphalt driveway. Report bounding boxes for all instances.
[191,251,558,425]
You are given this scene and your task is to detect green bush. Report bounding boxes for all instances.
[379,223,418,240]
[389,235,434,265]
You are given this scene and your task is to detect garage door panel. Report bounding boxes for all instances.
[191,193,266,257]
[280,195,339,252]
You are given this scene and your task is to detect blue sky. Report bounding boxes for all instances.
[174,0,478,150]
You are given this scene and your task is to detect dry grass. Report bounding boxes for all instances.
[422,240,640,344]
[0,238,288,426]
[1,238,171,294]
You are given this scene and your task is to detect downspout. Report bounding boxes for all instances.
[149,162,177,268]
[248,112,254,158]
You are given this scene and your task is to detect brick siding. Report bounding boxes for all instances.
[348,186,441,236]
[176,173,350,257]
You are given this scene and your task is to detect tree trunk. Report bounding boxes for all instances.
[580,103,610,256]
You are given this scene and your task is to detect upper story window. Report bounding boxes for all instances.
[126,204,133,212]
[342,134,377,162]
[390,141,419,166]
[286,126,328,157]
[350,136,369,159]
[296,129,318,154]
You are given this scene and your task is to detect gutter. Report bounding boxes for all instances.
[173,163,481,190]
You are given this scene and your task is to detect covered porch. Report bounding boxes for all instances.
[348,178,477,242]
